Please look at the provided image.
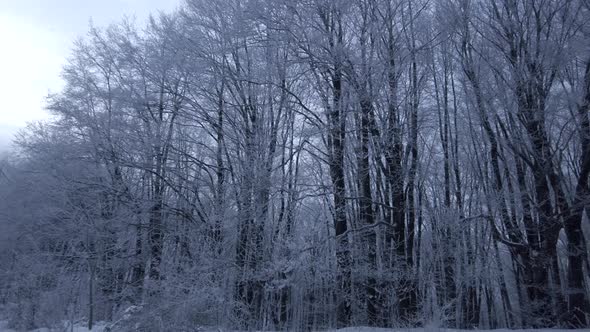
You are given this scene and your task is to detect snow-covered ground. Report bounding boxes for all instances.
[1,322,588,332]
[331,329,590,332]
[0,320,107,332]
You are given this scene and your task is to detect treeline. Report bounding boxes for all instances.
[1,0,590,330]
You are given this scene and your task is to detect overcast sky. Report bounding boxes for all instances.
[0,0,181,152]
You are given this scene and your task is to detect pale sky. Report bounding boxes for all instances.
[0,0,181,151]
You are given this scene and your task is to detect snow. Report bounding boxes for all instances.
[331,329,590,332]
[0,320,106,332]
[0,321,12,332]
[1,322,588,332]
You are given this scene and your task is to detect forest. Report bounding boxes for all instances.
[1,0,590,330]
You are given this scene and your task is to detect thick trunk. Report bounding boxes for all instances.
[383,31,406,328]
[235,100,265,329]
[132,225,144,296]
[148,199,163,283]
[328,58,350,327]
[523,115,561,326]
[400,43,419,324]
[563,58,590,327]
[213,89,225,256]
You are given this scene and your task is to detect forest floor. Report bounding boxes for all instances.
[333,329,589,332]
[2,321,589,332]
[0,320,106,332]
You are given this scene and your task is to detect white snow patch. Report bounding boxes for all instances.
[0,321,15,332]
[2,322,588,332]
[329,329,590,332]
[0,320,106,332]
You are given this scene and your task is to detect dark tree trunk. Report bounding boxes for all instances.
[563,57,590,327]
[358,94,377,325]
[326,40,350,326]
[148,199,163,283]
